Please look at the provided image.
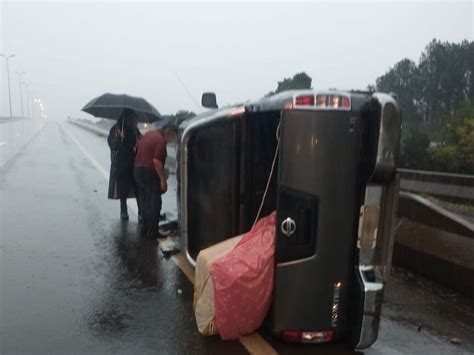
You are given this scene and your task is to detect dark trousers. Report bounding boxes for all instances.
[134,166,162,237]
[120,198,127,213]
[119,185,139,215]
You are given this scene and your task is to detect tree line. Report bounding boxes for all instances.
[261,40,473,174]
[172,39,473,174]
[372,39,474,174]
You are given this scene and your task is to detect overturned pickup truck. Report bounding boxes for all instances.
[176,89,401,349]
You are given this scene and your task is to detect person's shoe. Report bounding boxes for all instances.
[120,211,129,220]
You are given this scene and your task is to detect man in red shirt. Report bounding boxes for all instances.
[134,118,169,239]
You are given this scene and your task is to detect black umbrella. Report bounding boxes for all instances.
[81,93,161,123]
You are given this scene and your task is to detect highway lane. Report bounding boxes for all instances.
[63,121,177,221]
[1,121,246,354]
[0,119,471,354]
[0,119,46,171]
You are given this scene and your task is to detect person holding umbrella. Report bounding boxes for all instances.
[82,93,162,221]
[107,109,141,220]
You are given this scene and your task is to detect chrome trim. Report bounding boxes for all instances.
[355,186,383,349]
[354,93,400,348]
[185,249,196,267]
[355,265,384,349]
[371,93,401,181]
[358,185,383,266]
[179,107,245,267]
[276,253,317,267]
[357,205,380,250]
[331,281,343,328]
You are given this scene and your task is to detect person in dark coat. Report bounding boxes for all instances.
[107,109,141,220]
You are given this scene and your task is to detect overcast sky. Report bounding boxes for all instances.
[1,1,473,120]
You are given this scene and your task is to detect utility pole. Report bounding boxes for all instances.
[0,54,15,117]
[17,72,25,117]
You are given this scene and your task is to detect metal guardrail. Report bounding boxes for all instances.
[397,169,474,238]
[66,124,472,237]
[67,122,473,292]
[68,119,177,173]
[395,191,474,298]
[398,168,474,186]
[69,119,109,137]
[398,191,474,239]
[0,117,29,124]
[398,168,474,202]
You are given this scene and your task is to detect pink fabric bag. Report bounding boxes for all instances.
[210,211,276,340]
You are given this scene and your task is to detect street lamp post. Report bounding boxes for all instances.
[0,54,15,118]
[17,72,26,117]
[23,82,31,118]
[30,92,34,119]
[32,98,37,119]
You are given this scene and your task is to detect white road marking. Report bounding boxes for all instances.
[63,126,108,179]
[170,252,277,354]
[64,123,277,355]
[63,124,139,216]
[240,333,278,355]
[0,141,6,147]
[171,253,195,285]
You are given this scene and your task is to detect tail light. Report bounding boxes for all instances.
[295,95,315,106]
[282,330,334,344]
[340,96,350,108]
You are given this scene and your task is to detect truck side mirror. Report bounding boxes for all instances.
[202,92,218,109]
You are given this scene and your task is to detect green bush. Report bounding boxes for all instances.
[431,145,460,173]
[398,128,431,169]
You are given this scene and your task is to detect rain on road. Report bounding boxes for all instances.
[0,119,471,354]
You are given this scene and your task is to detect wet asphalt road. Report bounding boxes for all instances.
[0,119,472,354]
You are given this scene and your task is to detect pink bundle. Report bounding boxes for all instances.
[211,212,276,340]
